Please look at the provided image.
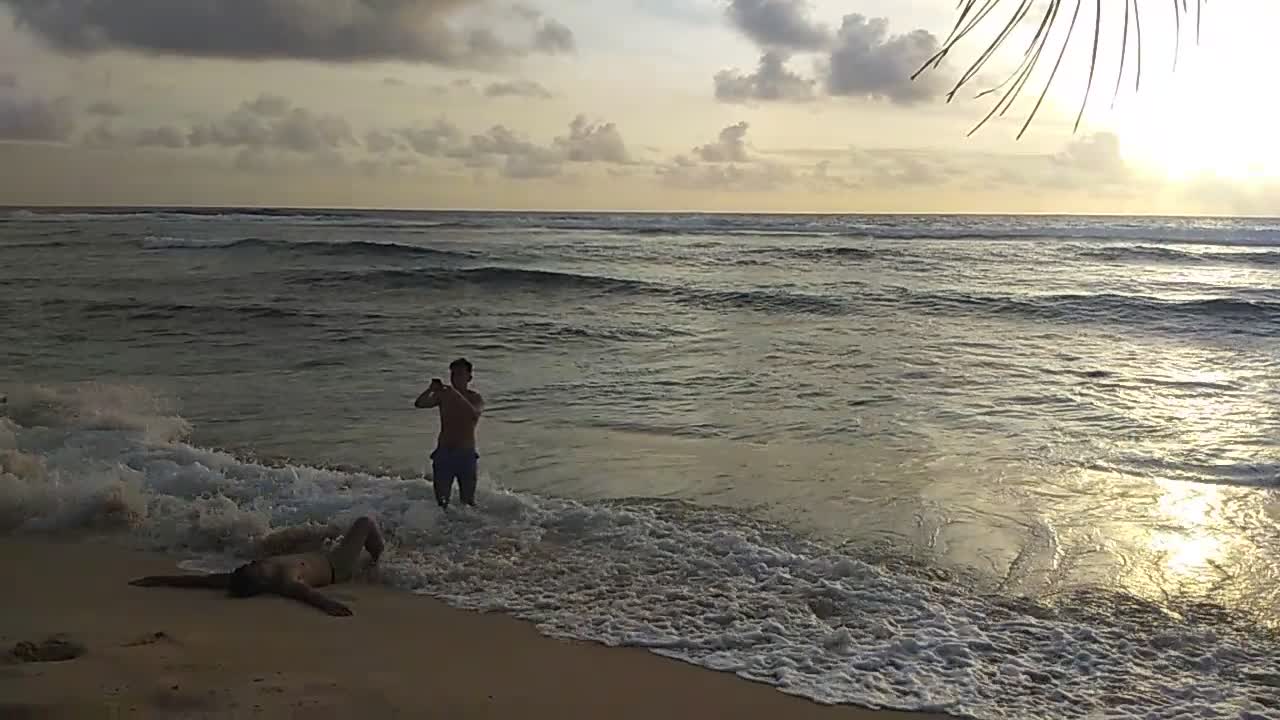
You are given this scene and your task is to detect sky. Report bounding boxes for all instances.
[0,0,1277,214]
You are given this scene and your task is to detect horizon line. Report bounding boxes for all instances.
[2,204,1276,222]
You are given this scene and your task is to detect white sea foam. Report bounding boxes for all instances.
[0,382,1276,719]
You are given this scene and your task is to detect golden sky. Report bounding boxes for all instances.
[0,0,1276,214]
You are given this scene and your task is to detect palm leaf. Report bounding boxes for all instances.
[914,0,1206,138]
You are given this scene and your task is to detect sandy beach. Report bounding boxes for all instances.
[1,538,953,720]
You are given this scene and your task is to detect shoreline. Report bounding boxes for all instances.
[1,538,955,719]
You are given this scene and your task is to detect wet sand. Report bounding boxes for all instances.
[0,538,956,719]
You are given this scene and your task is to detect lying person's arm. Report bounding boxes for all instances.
[276,581,353,617]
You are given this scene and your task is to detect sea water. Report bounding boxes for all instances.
[2,208,1278,719]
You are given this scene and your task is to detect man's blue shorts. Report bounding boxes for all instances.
[431,447,479,508]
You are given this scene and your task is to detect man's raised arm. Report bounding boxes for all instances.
[414,386,440,408]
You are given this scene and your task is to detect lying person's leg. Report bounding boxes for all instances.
[129,572,230,589]
[326,516,385,582]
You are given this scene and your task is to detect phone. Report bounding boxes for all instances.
[430,378,443,387]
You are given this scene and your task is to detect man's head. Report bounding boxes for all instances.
[228,562,267,598]
[449,357,473,389]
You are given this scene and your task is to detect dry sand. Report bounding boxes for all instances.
[0,539,954,719]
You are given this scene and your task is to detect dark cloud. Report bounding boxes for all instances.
[86,100,124,117]
[1,0,574,66]
[714,51,815,103]
[824,14,945,105]
[187,95,354,153]
[484,79,553,99]
[726,0,829,52]
[0,96,75,142]
[715,10,950,107]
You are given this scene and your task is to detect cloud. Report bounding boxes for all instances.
[379,114,630,179]
[421,78,480,95]
[86,100,124,117]
[0,96,75,142]
[388,77,552,98]
[553,115,630,163]
[660,121,792,191]
[532,18,575,54]
[1051,132,1127,178]
[726,0,829,52]
[184,95,355,153]
[484,79,553,99]
[660,161,793,191]
[1,0,575,67]
[365,129,401,154]
[83,123,187,149]
[714,11,949,106]
[0,73,16,89]
[243,95,291,117]
[390,119,466,155]
[73,94,355,158]
[693,122,751,163]
[714,51,815,103]
[823,14,946,105]
[768,131,1144,198]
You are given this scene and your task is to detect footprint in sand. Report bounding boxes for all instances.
[122,631,174,648]
[10,635,86,663]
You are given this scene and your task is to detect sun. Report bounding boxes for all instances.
[1115,88,1280,183]
[1108,11,1280,184]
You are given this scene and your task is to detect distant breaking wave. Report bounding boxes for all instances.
[30,298,329,325]
[277,264,1280,335]
[5,207,1279,247]
[140,235,477,260]
[1077,245,1280,268]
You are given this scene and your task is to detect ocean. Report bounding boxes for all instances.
[1,208,1278,719]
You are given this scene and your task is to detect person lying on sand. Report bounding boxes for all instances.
[128,516,384,617]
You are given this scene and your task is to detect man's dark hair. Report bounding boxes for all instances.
[449,358,472,373]
[228,564,264,598]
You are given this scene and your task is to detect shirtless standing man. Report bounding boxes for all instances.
[128,515,385,617]
[414,357,485,510]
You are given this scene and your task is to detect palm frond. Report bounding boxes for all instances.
[913,0,1206,138]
